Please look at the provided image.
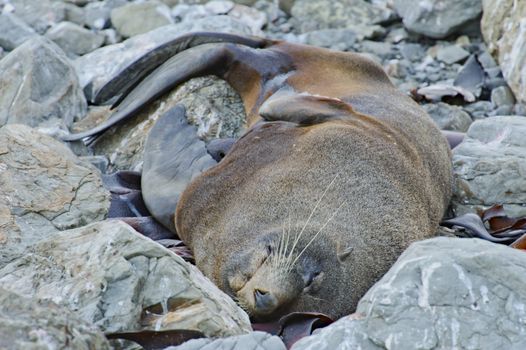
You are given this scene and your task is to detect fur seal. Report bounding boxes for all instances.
[64,32,452,320]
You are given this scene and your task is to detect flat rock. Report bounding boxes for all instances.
[0,13,38,50]
[110,0,174,38]
[451,116,526,217]
[436,45,470,64]
[0,124,110,267]
[74,19,252,103]
[170,331,286,350]
[291,0,393,33]
[0,288,110,349]
[0,220,252,336]
[481,0,526,104]
[293,237,526,350]
[45,21,105,56]
[88,76,246,172]
[394,0,482,39]
[423,102,472,132]
[0,37,87,129]
[8,0,66,33]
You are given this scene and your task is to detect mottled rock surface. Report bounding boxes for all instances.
[0,37,87,129]
[87,76,245,172]
[394,0,482,39]
[110,1,174,38]
[8,0,66,33]
[0,288,110,350]
[452,116,526,217]
[293,237,526,350]
[171,331,286,350]
[0,124,109,267]
[481,0,526,104]
[423,102,472,132]
[0,220,252,336]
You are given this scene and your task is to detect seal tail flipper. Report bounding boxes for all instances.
[141,105,217,232]
[95,31,270,106]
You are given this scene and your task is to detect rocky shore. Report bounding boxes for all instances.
[1,0,526,349]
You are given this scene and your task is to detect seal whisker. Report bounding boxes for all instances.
[287,200,346,273]
[284,174,340,271]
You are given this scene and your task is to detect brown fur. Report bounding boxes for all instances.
[174,40,452,320]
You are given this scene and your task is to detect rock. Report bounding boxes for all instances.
[0,37,87,129]
[63,2,86,26]
[299,29,357,50]
[228,4,267,34]
[0,288,110,349]
[0,124,109,267]
[0,220,252,336]
[490,105,514,117]
[293,237,526,350]
[452,116,526,217]
[170,332,286,350]
[110,1,174,38]
[89,76,245,172]
[0,13,38,50]
[394,0,482,39]
[8,0,66,33]
[360,40,395,59]
[463,101,493,120]
[84,0,128,30]
[423,102,472,132]
[514,104,526,117]
[491,86,516,107]
[399,43,425,62]
[436,45,470,64]
[481,0,526,104]
[291,0,393,33]
[45,21,105,56]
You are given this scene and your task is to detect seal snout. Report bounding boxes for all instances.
[254,288,278,314]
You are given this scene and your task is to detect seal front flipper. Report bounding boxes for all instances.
[142,105,217,232]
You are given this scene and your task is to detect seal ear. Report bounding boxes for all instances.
[259,91,355,125]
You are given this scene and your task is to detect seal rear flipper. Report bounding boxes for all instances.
[259,91,355,125]
[142,105,217,232]
[61,43,234,142]
[95,32,270,106]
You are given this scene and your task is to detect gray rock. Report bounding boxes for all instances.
[292,237,526,350]
[170,332,286,350]
[300,29,357,50]
[74,19,252,103]
[8,0,66,33]
[490,105,514,117]
[436,45,470,64]
[394,0,482,39]
[227,4,267,35]
[361,40,395,59]
[491,86,516,107]
[110,1,174,38]
[0,288,110,349]
[0,13,38,50]
[452,116,526,217]
[463,101,493,120]
[0,124,109,267]
[423,102,472,132]
[514,104,526,116]
[0,37,87,129]
[0,220,252,336]
[482,0,526,104]
[399,43,425,61]
[63,2,86,26]
[84,0,128,30]
[291,0,393,33]
[89,76,245,172]
[45,21,105,56]
[477,49,498,70]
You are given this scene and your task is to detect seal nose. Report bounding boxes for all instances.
[254,289,278,314]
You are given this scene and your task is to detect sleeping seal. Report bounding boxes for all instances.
[64,32,452,320]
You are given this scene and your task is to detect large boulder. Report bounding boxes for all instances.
[0,220,252,336]
[0,37,87,130]
[481,0,526,104]
[293,237,526,349]
[451,116,526,217]
[394,0,482,39]
[0,288,110,349]
[0,124,110,267]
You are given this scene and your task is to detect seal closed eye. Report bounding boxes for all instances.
[63,32,452,320]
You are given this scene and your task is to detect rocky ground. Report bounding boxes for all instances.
[1,0,526,349]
